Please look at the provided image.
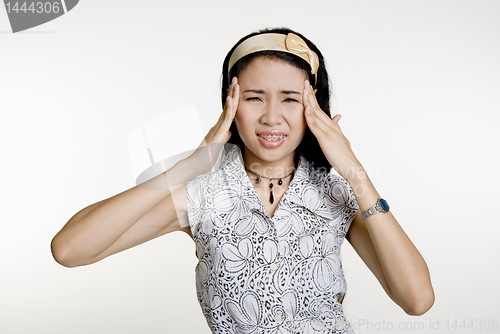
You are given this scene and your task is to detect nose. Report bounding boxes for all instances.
[260,99,284,126]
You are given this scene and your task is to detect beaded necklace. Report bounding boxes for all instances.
[244,166,294,204]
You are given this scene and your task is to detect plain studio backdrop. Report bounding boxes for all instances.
[1,1,499,333]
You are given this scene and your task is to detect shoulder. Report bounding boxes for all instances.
[299,156,350,189]
[296,155,358,209]
[186,144,243,206]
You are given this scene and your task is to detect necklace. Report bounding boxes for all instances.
[244,166,295,204]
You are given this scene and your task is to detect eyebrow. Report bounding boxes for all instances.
[243,89,301,95]
[281,90,301,95]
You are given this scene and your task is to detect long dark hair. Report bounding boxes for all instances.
[221,27,333,171]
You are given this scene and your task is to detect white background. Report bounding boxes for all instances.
[1,1,499,333]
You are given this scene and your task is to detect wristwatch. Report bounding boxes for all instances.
[361,198,390,220]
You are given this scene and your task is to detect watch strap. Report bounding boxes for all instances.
[361,203,379,220]
[361,199,389,220]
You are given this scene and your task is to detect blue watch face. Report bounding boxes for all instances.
[380,199,390,212]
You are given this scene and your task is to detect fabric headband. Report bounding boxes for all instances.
[227,33,320,85]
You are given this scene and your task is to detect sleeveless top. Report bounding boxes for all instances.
[186,144,358,334]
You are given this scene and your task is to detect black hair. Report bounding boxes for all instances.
[221,27,333,171]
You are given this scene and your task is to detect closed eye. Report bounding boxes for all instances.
[284,98,299,103]
[246,97,262,101]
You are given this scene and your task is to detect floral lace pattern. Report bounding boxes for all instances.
[187,144,358,334]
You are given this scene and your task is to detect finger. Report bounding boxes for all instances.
[222,77,238,119]
[304,105,330,137]
[307,83,323,115]
[221,82,239,130]
[304,84,330,126]
[303,86,317,127]
[303,82,321,113]
[227,77,234,98]
[304,99,331,136]
[230,78,238,101]
[225,78,238,117]
[306,84,339,125]
[304,87,342,137]
[303,84,325,127]
[231,80,240,116]
[226,77,237,103]
[302,80,311,108]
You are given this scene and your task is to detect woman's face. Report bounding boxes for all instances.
[234,57,308,165]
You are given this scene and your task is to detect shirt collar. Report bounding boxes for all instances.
[219,143,308,180]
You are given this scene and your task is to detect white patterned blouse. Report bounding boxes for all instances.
[186,143,358,334]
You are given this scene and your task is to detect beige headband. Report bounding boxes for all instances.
[227,33,319,85]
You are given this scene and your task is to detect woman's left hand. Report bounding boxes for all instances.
[303,83,435,315]
[302,80,362,181]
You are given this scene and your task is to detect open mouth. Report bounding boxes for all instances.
[257,134,287,141]
[256,133,287,148]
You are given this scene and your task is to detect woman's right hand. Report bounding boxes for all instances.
[52,78,240,268]
[187,77,240,176]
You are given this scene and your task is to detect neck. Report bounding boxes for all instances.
[242,146,297,178]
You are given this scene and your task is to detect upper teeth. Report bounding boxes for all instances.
[259,134,286,141]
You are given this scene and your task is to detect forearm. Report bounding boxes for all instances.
[345,167,434,315]
[51,158,193,266]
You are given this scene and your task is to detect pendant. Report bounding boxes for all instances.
[269,182,274,204]
[278,179,283,186]
[256,176,261,183]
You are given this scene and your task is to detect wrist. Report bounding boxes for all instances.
[361,198,390,220]
[338,163,368,185]
[341,168,382,208]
